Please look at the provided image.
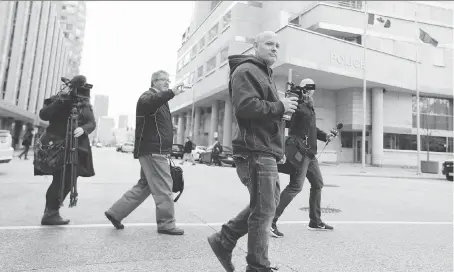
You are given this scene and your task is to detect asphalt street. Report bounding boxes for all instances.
[0,148,452,272]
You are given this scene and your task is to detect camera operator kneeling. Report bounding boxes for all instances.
[35,90,96,225]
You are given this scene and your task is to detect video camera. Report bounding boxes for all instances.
[286,82,315,95]
[60,75,93,99]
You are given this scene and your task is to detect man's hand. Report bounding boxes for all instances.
[74,127,84,138]
[171,83,185,95]
[282,96,298,113]
[326,129,338,142]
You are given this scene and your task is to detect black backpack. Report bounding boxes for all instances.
[169,158,184,202]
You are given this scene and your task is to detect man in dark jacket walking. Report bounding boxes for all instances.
[207,31,298,272]
[104,70,185,236]
[180,137,195,165]
[271,78,336,238]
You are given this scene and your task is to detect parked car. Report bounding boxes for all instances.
[0,130,13,164]
[171,144,184,159]
[191,146,207,161]
[116,143,124,152]
[442,159,453,181]
[119,142,134,153]
[96,142,103,148]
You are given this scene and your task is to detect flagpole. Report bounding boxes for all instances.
[361,1,368,169]
[414,10,421,175]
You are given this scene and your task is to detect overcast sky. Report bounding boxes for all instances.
[79,1,194,127]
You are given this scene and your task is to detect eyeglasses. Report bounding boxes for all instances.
[158,78,171,83]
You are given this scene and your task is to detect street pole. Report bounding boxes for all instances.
[361,1,368,169]
[188,85,195,140]
[414,10,421,175]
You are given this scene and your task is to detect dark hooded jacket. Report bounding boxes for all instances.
[228,54,286,160]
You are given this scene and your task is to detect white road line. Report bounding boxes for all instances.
[0,221,451,230]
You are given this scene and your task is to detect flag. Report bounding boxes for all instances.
[419,29,438,47]
[368,13,391,28]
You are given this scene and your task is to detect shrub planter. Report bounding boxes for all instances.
[421,160,439,174]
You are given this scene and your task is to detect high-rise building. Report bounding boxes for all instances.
[56,1,86,78]
[91,94,109,143]
[0,1,86,148]
[118,114,128,129]
[97,116,115,145]
[169,1,453,167]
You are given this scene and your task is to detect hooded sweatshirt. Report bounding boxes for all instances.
[228,54,286,160]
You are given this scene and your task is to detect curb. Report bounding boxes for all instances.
[334,173,447,181]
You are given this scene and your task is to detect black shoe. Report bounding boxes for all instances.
[270,222,284,238]
[308,221,334,231]
[157,227,184,235]
[105,211,124,229]
[41,209,70,225]
[207,232,235,272]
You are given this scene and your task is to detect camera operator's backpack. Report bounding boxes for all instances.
[169,158,184,202]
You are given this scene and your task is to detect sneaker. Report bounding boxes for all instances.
[307,221,334,231]
[270,223,284,238]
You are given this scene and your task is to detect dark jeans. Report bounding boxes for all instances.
[274,156,324,224]
[219,154,280,272]
[45,169,73,210]
[19,145,30,159]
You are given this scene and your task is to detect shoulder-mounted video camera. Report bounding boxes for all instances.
[60,75,93,99]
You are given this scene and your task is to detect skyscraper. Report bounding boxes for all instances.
[118,114,128,129]
[55,1,86,78]
[91,94,109,143]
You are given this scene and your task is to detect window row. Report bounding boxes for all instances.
[177,10,231,72]
[179,46,229,86]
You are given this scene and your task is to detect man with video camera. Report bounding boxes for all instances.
[35,75,96,225]
[104,70,185,236]
[271,79,337,237]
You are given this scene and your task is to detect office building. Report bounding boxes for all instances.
[0,1,86,148]
[91,94,109,143]
[97,116,115,145]
[56,1,87,77]
[169,1,453,167]
[118,114,128,129]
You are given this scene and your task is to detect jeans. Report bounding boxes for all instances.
[219,154,280,272]
[274,156,324,224]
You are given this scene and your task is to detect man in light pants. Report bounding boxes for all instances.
[104,70,185,235]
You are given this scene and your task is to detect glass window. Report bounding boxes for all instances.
[340,131,353,148]
[183,53,190,66]
[208,23,218,42]
[222,11,231,28]
[188,71,195,85]
[197,65,204,78]
[60,15,67,20]
[206,56,216,73]
[412,96,453,130]
[66,24,73,30]
[191,45,198,59]
[220,46,229,63]
[197,37,205,52]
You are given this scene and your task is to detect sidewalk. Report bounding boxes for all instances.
[319,162,447,180]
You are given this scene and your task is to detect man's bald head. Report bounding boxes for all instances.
[253,31,280,66]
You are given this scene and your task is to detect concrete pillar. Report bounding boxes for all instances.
[185,112,191,139]
[28,1,50,113]
[177,114,184,145]
[44,17,59,100]
[372,87,384,166]
[0,2,15,94]
[194,107,201,144]
[222,98,233,147]
[18,1,42,110]
[209,100,219,145]
[37,3,56,111]
[4,1,31,104]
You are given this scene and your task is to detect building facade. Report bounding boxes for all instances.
[118,114,128,129]
[90,94,109,143]
[97,116,115,146]
[169,1,453,167]
[0,1,86,148]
